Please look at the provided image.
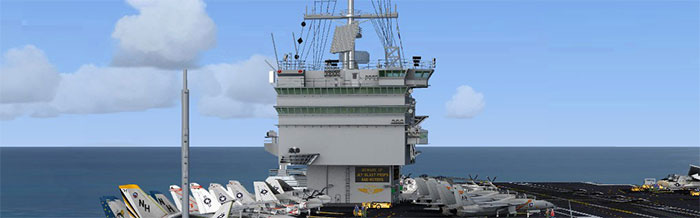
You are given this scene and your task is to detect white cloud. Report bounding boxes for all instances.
[0,45,179,120]
[111,0,216,69]
[0,45,274,120]
[0,45,60,104]
[51,65,177,114]
[0,0,275,120]
[192,55,277,118]
[445,85,485,118]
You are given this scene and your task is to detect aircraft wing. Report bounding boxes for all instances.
[479,202,509,209]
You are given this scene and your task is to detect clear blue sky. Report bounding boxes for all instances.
[1,0,698,146]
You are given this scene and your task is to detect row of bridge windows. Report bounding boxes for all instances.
[275,106,408,114]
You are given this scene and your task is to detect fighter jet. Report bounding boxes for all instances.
[226,180,256,204]
[119,184,170,218]
[265,179,331,209]
[169,185,201,214]
[412,176,502,207]
[100,196,131,218]
[150,191,180,215]
[657,164,700,191]
[190,183,222,214]
[439,182,555,217]
[222,180,302,216]
[209,183,235,205]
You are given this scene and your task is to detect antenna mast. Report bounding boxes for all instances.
[181,69,190,218]
[346,0,355,69]
[304,0,397,70]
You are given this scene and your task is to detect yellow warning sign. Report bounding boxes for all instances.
[355,167,390,183]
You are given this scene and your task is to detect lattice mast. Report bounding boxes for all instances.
[302,0,400,69]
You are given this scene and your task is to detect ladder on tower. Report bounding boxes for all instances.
[345,167,351,203]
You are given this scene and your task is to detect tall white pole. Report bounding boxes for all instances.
[181,69,190,218]
[347,0,355,69]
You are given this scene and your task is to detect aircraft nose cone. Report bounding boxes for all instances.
[546,202,554,208]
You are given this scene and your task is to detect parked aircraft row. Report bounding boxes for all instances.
[100,179,330,218]
[400,175,555,217]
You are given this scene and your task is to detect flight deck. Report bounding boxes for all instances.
[497,182,700,218]
[306,182,700,218]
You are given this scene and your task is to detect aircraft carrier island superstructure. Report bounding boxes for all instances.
[263,0,434,204]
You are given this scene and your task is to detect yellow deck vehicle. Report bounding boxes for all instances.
[362,202,392,209]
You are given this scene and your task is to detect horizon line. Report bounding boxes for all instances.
[1,145,698,148]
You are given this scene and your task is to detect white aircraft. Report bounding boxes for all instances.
[226,180,256,204]
[266,179,331,209]
[103,183,294,218]
[209,183,235,204]
[119,184,169,218]
[455,192,554,217]
[190,183,222,214]
[429,181,554,217]
[149,191,180,215]
[169,185,200,214]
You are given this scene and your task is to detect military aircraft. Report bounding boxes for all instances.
[265,179,331,209]
[99,183,296,218]
[100,196,130,218]
[657,164,700,191]
[436,181,555,217]
[119,184,171,218]
[226,180,256,204]
[150,191,180,215]
[169,185,200,214]
[402,175,554,217]
[190,183,222,214]
[454,194,555,217]
[209,183,235,205]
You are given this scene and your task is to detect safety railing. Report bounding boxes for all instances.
[277,58,435,71]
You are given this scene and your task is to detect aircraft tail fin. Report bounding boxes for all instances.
[209,183,234,204]
[415,178,430,197]
[100,196,131,218]
[689,164,700,180]
[190,183,221,214]
[169,185,199,214]
[266,179,285,194]
[210,201,234,218]
[276,179,297,192]
[119,184,168,218]
[149,191,179,215]
[426,179,441,202]
[455,186,475,206]
[437,181,456,206]
[226,180,255,204]
[254,181,279,202]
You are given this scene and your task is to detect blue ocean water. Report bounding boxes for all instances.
[1,147,698,217]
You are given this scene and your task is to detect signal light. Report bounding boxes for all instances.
[298,70,303,74]
[277,70,282,74]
